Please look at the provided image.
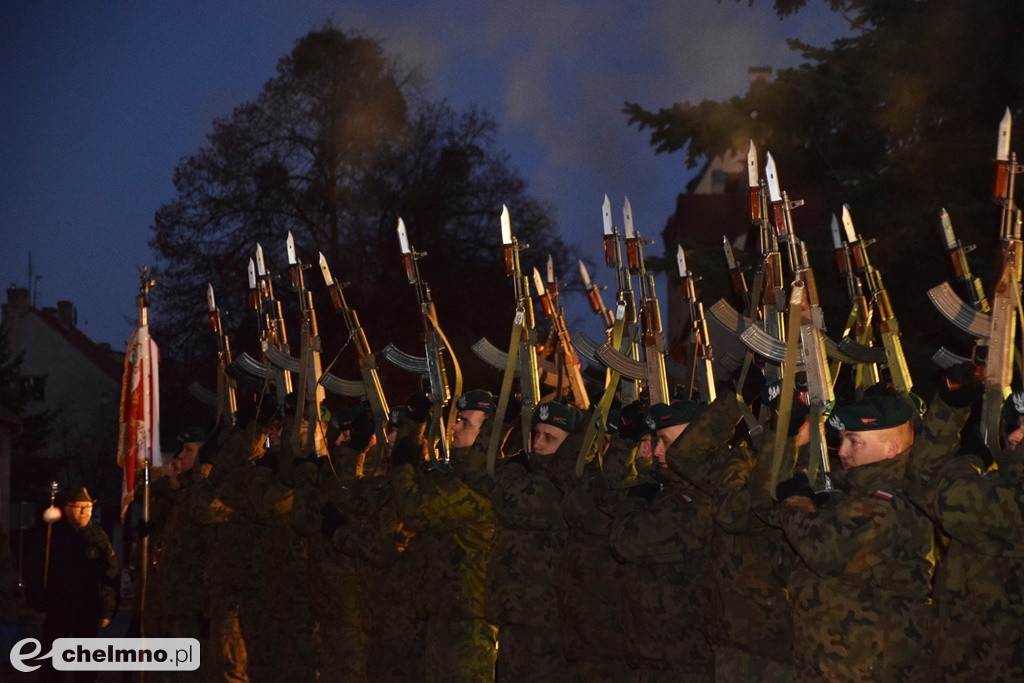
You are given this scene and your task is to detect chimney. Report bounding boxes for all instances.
[2,287,30,324]
[56,300,77,328]
[748,66,772,90]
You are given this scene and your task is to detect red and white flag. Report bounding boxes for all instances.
[116,322,161,520]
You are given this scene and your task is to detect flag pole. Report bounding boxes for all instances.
[136,267,155,640]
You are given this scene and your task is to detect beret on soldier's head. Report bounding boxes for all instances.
[605,399,622,435]
[331,403,368,431]
[826,395,917,433]
[177,426,205,446]
[645,400,705,432]
[456,389,496,416]
[532,401,582,432]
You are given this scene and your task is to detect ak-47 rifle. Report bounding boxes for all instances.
[929,109,1023,453]
[317,252,391,448]
[837,207,913,396]
[722,236,750,313]
[205,284,237,427]
[579,259,614,329]
[382,218,462,463]
[940,208,990,315]
[263,232,328,455]
[485,205,542,476]
[830,212,878,398]
[233,246,293,406]
[532,259,591,410]
[575,195,642,476]
[676,244,716,403]
[595,197,669,405]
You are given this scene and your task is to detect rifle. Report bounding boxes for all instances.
[382,218,462,462]
[595,197,669,405]
[676,244,716,403]
[485,205,542,476]
[722,236,750,313]
[830,212,878,398]
[232,246,293,406]
[532,260,591,410]
[272,232,328,455]
[205,284,237,427]
[837,207,913,396]
[317,252,391,449]
[940,208,990,314]
[579,259,614,329]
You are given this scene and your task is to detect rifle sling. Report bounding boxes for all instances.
[487,309,526,477]
[770,284,805,496]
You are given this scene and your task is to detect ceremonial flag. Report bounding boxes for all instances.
[116,321,161,520]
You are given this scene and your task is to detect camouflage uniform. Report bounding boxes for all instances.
[190,422,270,683]
[908,396,1024,680]
[334,472,426,682]
[292,444,368,682]
[776,450,936,682]
[389,437,497,682]
[486,435,578,682]
[706,425,797,682]
[557,436,635,682]
[609,395,741,682]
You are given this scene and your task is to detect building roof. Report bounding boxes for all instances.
[32,308,124,383]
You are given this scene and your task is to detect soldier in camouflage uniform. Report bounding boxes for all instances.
[190,401,280,682]
[706,382,800,682]
[609,397,733,681]
[557,425,636,682]
[773,395,938,682]
[487,401,580,682]
[293,403,375,682]
[907,369,1024,681]
[389,389,499,682]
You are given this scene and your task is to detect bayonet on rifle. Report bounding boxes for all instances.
[677,244,716,403]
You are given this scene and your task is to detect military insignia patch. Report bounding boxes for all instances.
[645,414,656,430]
[828,414,845,431]
[872,489,894,501]
[1013,391,1024,415]
[767,383,781,402]
[538,404,549,422]
[456,396,467,410]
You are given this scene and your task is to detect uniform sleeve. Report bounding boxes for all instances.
[779,493,902,577]
[490,462,563,530]
[926,460,1024,556]
[98,530,120,621]
[389,464,492,532]
[610,486,710,564]
[667,394,743,488]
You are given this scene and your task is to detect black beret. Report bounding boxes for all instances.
[533,401,582,432]
[1002,390,1024,433]
[456,390,496,415]
[177,426,205,446]
[645,401,705,432]
[331,404,367,431]
[827,396,917,432]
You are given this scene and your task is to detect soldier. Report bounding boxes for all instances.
[333,405,426,682]
[148,428,207,644]
[487,401,581,682]
[705,382,799,682]
[773,395,937,681]
[610,397,734,681]
[557,422,636,681]
[907,367,1024,680]
[389,389,499,682]
[26,485,119,683]
[293,402,374,682]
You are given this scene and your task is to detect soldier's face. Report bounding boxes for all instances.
[64,502,93,528]
[177,441,201,471]
[452,410,486,448]
[532,423,569,456]
[837,429,894,469]
[653,424,689,463]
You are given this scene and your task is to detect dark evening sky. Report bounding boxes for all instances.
[0,2,847,350]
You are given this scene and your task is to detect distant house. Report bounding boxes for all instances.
[1,287,123,523]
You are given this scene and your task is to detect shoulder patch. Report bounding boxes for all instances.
[872,489,894,502]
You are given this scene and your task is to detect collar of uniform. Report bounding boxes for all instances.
[830,450,909,493]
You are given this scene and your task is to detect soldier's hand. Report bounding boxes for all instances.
[627,480,662,502]
[775,472,815,504]
[390,435,423,468]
